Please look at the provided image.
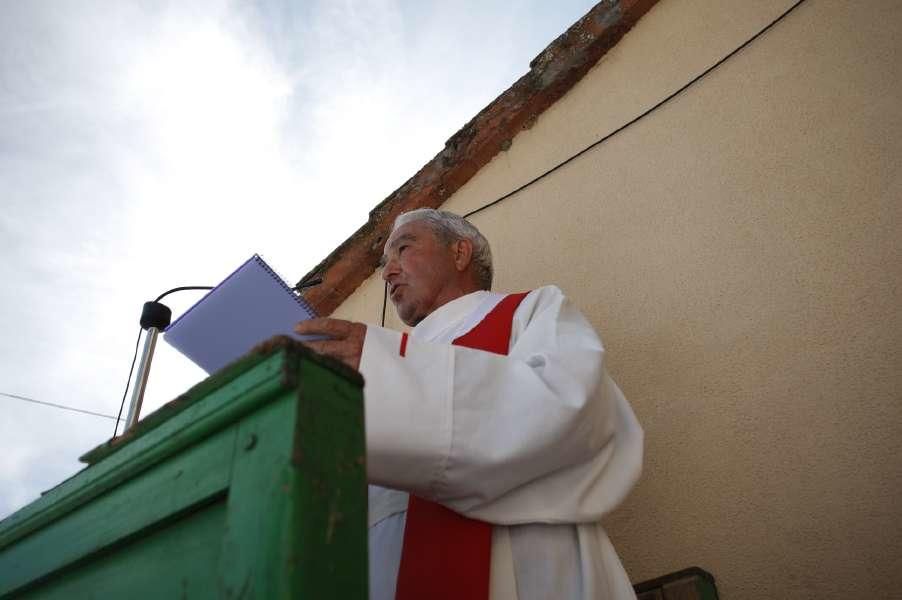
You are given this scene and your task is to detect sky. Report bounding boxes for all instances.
[0,0,597,519]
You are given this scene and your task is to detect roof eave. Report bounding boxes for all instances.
[297,0,659,316]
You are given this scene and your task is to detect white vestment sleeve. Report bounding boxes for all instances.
[359,286,643,524]
[360,326,455,498]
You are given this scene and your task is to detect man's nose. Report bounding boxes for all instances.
[382,257,400,282]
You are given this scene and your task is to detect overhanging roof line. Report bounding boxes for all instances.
[296,0,660,316]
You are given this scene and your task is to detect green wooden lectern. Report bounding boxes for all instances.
[0,337,367,599]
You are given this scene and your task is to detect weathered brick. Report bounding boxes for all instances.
[296,0,661,315]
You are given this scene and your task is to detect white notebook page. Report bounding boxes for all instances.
[164,255,318,374]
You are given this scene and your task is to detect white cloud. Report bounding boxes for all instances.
[0,0,597,519]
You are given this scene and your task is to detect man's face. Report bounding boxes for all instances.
[381,221,459,326]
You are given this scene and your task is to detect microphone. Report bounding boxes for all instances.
[114,286,213,437]
[115,276,324,437]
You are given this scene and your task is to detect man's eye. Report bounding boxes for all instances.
[398,245,409,254]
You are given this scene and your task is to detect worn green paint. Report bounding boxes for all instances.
[16,500,228,600]
[0,338,367,599]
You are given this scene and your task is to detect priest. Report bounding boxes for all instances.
[295,208,643,600]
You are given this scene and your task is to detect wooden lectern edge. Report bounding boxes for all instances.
[80,336,364,466]
[0,335,369,597]
[0,335,365,550]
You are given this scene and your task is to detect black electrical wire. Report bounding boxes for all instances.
[378,0,807,324]
[463,0,808,219]
[112,326,143,436]
[7,286,234,431]
[381,279,389,326]
[8,280,319,426]
[1,391,119,421]
[20,1,814,423]
[155,285,214,303]
[113,285,214,437]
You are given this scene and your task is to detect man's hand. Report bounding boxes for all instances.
[294,318,366,371]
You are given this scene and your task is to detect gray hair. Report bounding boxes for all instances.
[393,208,493,290]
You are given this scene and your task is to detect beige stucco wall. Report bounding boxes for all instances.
[333,0,902,597]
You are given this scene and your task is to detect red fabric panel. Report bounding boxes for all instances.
[452,292,529,355]
[395,292,530,600]
[400,332,409,357]
[395,495,494,600]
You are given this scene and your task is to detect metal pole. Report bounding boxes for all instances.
[125,326,159,430]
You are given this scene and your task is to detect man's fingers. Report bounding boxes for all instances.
[301,339,351,357]
[296,319,365,371]
[295,317,352,337]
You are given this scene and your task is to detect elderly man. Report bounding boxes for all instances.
[295,208,643,600]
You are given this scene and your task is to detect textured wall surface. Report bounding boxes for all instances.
[334,0,902,597]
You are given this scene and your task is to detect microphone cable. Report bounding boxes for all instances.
[379,0,808,326]
[0,391,119,421]
[462,0,807,219]
[113,285,213,437]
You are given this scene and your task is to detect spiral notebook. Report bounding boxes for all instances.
[164,254,319,374]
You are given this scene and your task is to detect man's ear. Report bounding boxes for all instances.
[452,238,474,272]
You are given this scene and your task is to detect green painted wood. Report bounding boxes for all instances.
[0,337,367,599]
[16,499,228,600]
[0,356,285,549]
[219,398,300,598]
[0,427,235,596]
[293,358,368,598]
[217,357,368,598]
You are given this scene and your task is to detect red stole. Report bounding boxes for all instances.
[395,292,530,600]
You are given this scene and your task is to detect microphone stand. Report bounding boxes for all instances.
[124,301,171,431]
[119,278,311,433]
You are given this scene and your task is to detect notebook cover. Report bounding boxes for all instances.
[163,255,319,374]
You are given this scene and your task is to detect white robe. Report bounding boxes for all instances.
[359,286,643,600]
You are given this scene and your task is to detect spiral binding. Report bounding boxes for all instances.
[253,254,318,318]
